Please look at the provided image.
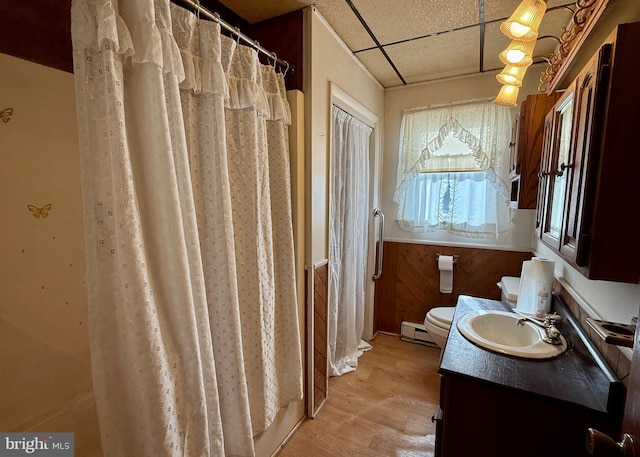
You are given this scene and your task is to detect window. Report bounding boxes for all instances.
[394,99,513,238]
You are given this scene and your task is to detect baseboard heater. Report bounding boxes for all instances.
[400,321,438,347]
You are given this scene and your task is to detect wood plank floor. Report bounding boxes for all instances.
[278,333,442,457]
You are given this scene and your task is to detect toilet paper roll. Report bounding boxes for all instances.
[438,255,454,294]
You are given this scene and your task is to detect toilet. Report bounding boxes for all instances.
[423,306,455,349]
[499,275,521,308]
[423,276,521,349]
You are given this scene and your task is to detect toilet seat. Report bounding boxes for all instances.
[424,307,455,349]
[426,307,455,328]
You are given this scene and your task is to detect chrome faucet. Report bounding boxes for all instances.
[516,313,564,345]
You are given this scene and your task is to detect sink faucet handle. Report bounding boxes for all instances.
[547,325,561,339]
[544,314,562,324]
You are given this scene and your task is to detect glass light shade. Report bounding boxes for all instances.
[493,84,520,107]
[499,40,536,67]
[496,65,529,87]
[500,0,547,41]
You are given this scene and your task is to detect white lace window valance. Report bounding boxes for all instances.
[394,99,513,238]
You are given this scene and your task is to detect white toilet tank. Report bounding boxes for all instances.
[499,276,520,307]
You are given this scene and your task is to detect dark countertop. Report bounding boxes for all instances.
[439,294,624,415]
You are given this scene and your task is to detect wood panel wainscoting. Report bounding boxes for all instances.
[374,242,532,334]
[309,261,329,416]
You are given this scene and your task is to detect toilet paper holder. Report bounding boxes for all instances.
[435,254,458,268]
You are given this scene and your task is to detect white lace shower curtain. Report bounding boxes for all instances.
[71,1,302,455]
[328,106,372,377]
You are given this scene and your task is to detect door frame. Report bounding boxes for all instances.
[329,82,380,341]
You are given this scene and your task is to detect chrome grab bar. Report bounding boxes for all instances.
[372,208,384,280]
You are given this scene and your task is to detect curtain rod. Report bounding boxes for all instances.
[174,0,292,74]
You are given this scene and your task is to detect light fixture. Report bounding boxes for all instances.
[493,84,520,108]
[499,39,536,67]
[493,0,554,104]
[496,65,529,87]
[500,0,548,41]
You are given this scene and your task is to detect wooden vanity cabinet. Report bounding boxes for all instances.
[435,296,623,457]
[537,22,640,282]
[437,374,613,457]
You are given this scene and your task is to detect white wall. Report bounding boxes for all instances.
[0,53,102,456]
[534,243,640,327]
[382,64,545,252]
[305,7,385,265]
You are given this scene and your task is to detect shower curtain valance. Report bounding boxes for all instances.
[72,1,291,123]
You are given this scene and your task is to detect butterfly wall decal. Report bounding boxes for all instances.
[1,108,14,123]
[27,203,52,219]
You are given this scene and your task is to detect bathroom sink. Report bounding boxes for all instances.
[457,310,568,359]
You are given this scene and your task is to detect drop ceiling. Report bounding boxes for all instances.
[220,0,575,88]
[0,0,574,89]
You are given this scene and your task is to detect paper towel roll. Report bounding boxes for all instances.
[516,261,536,314]
[516,257,555,315]
[438,255,454,294]
[532,257,555,283]
[532,257,554,313]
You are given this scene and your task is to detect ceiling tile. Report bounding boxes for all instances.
[385,27,480,85]
[314,0,377,50]
[355,49,405,88]
[352,0,478,46]
[484,0,575,22]
[484,21,510,71]
[218,0,584,88]
[484,0,528,22]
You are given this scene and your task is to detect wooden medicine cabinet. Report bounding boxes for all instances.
[509,93,561,209]
[536,22,640,283]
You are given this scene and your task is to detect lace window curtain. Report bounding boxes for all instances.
[393,99,513,238]
[71,1,302,455]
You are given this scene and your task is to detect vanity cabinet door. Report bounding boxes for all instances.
[514,94,561,210]
[535,111,555,237]
[560,44,611,266]
[437,373,613,457]
[539,87,575,249]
